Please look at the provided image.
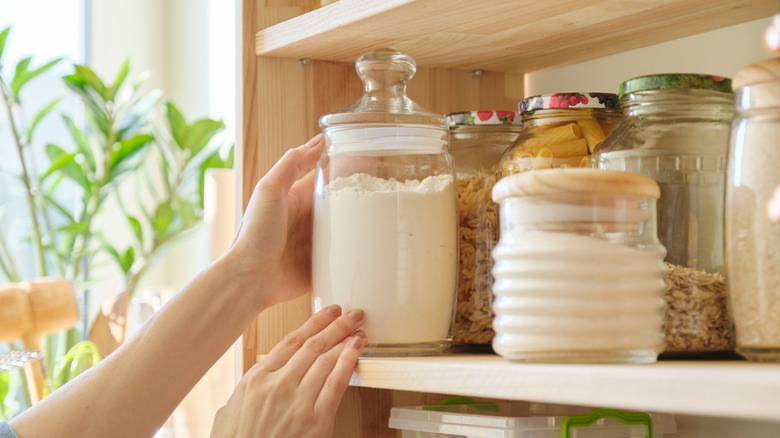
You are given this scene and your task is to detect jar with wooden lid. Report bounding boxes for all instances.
[446,110,522,350]
[594,74,734,355]
[491,169,666,363]
[498,93,621,177]
[726,58,780,362]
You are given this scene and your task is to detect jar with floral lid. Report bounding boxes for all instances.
[312,49,458,356]
[726,58,780,362]
[446,110,522,350]
[593,73,734,356]
[491,169,667,363]
[498,92,621,177]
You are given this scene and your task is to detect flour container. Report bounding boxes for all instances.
[312,49,458,356]
[491,169,667,363]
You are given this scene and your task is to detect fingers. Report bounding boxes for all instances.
[260,134,324,195]
[261,304,343,371]
[283,309,365,382]
[298,329,366,401]
[314,331,366,419]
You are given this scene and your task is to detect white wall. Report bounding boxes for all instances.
[524,18,769,97]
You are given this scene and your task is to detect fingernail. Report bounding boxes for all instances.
[303,133,323,148]
[325,304,342,317]
[350,332,366,348]
[347,308,364,321]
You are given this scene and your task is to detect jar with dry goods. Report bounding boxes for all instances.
[498,92,621,177]
[726,58,780,362]
[312,49,458,356]
[446,110,522,350]
[491,169,666,363]
[594,74,734,355]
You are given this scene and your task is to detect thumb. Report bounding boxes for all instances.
[260,134,324,194]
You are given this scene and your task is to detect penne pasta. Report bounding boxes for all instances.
[524,123,581,150]
[532,147,554,169]
[577,118,607,153]
[533,138,587,158]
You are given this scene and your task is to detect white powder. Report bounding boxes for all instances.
[312,173,458,348]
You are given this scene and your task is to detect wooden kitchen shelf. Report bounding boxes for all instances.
[343,354,780,422]
[256,0,776,73]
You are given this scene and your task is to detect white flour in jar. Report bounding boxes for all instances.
[312,173,457,345]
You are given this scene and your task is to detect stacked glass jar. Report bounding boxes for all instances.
[446,111,522,350]
[594,73,735,355]
[498,92,621,177]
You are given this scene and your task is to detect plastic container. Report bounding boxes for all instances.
[389,402,676,438]
[594,73,734,355]
[491,169,666,363]
[446,110,523,350]
[726,58,780,362]
[498,92,621,177]
[311,49,458,356]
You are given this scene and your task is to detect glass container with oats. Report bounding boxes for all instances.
[594,74,735,356]
[446,110,522,350]
[726,58,780,362]
[498,92,621,177]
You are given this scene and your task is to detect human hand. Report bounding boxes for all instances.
[210,304,366,438]
[228,134,325,307]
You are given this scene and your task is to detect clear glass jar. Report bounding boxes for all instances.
[727,58,780,362]
[594,74,734,355]
[491,169,666,364]
[446,111,522,350]
[312,49,458,356]
[498,93,621,176]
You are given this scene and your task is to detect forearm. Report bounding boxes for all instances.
[10,248,269,438]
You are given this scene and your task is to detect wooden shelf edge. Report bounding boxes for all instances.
[346,354,780,422]
[255,0,776,74]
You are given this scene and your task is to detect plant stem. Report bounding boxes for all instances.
[0,77,48,277]
[0,230,20,281]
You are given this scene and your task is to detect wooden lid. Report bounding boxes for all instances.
[492,169,660,202]
[732,57,780,90]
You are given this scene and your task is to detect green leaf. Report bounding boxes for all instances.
[40,150,78,182]
[105,58,130,101]
[96,233,120,261]
[119,247,135,274]
[152,203,174,239]
[41,192,76,223]
[165,101,188,148]
[109,133,153,176]
[127,215,143,246]
[11,56,62,99]
[73,65,109,101]
[63,75,111,138]
[45,144,91,190]
[184,119,224,155]
[26,98,62,142]
[62,116,95,172]
[117,90,161,140]
[0,26,11,66]
[173,196,197,224]
[0,370,9,419]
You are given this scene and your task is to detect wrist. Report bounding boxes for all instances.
[215,246,273,313]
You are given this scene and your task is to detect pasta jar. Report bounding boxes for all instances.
[446,110,522,350]
[498,92,621,176]
[491,169,667,364]
[312,49,458,356]
[594,74,734,355]
[726,58,780,362]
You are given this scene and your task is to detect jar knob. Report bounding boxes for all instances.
[355,48,416,111]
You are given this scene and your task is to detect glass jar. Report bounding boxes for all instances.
[498,92,621,177]
[446,110,522,350]
[312,49,458,356]
[491,169,666,364]
[594,74,734,355]
[726,58,780,362]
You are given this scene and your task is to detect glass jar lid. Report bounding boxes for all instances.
[619,73,733,99]
[492,168,660,203]
[445,110,519,126]
[519,93,619,115]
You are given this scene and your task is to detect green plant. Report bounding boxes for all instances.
[0,25,232,417]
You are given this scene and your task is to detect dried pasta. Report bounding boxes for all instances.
[576,118,607,153]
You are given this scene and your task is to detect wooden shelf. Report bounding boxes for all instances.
[256,0,775,73]
[345,354,780,422]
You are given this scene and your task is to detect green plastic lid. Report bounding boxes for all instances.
[619,73,733,99]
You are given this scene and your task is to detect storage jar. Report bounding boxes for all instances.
[491,169,666,363]
[312,49,458,356]
[498,92,621,176]
[446,110,522,350]
[594,74,734,355]
[726,58,780,362]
